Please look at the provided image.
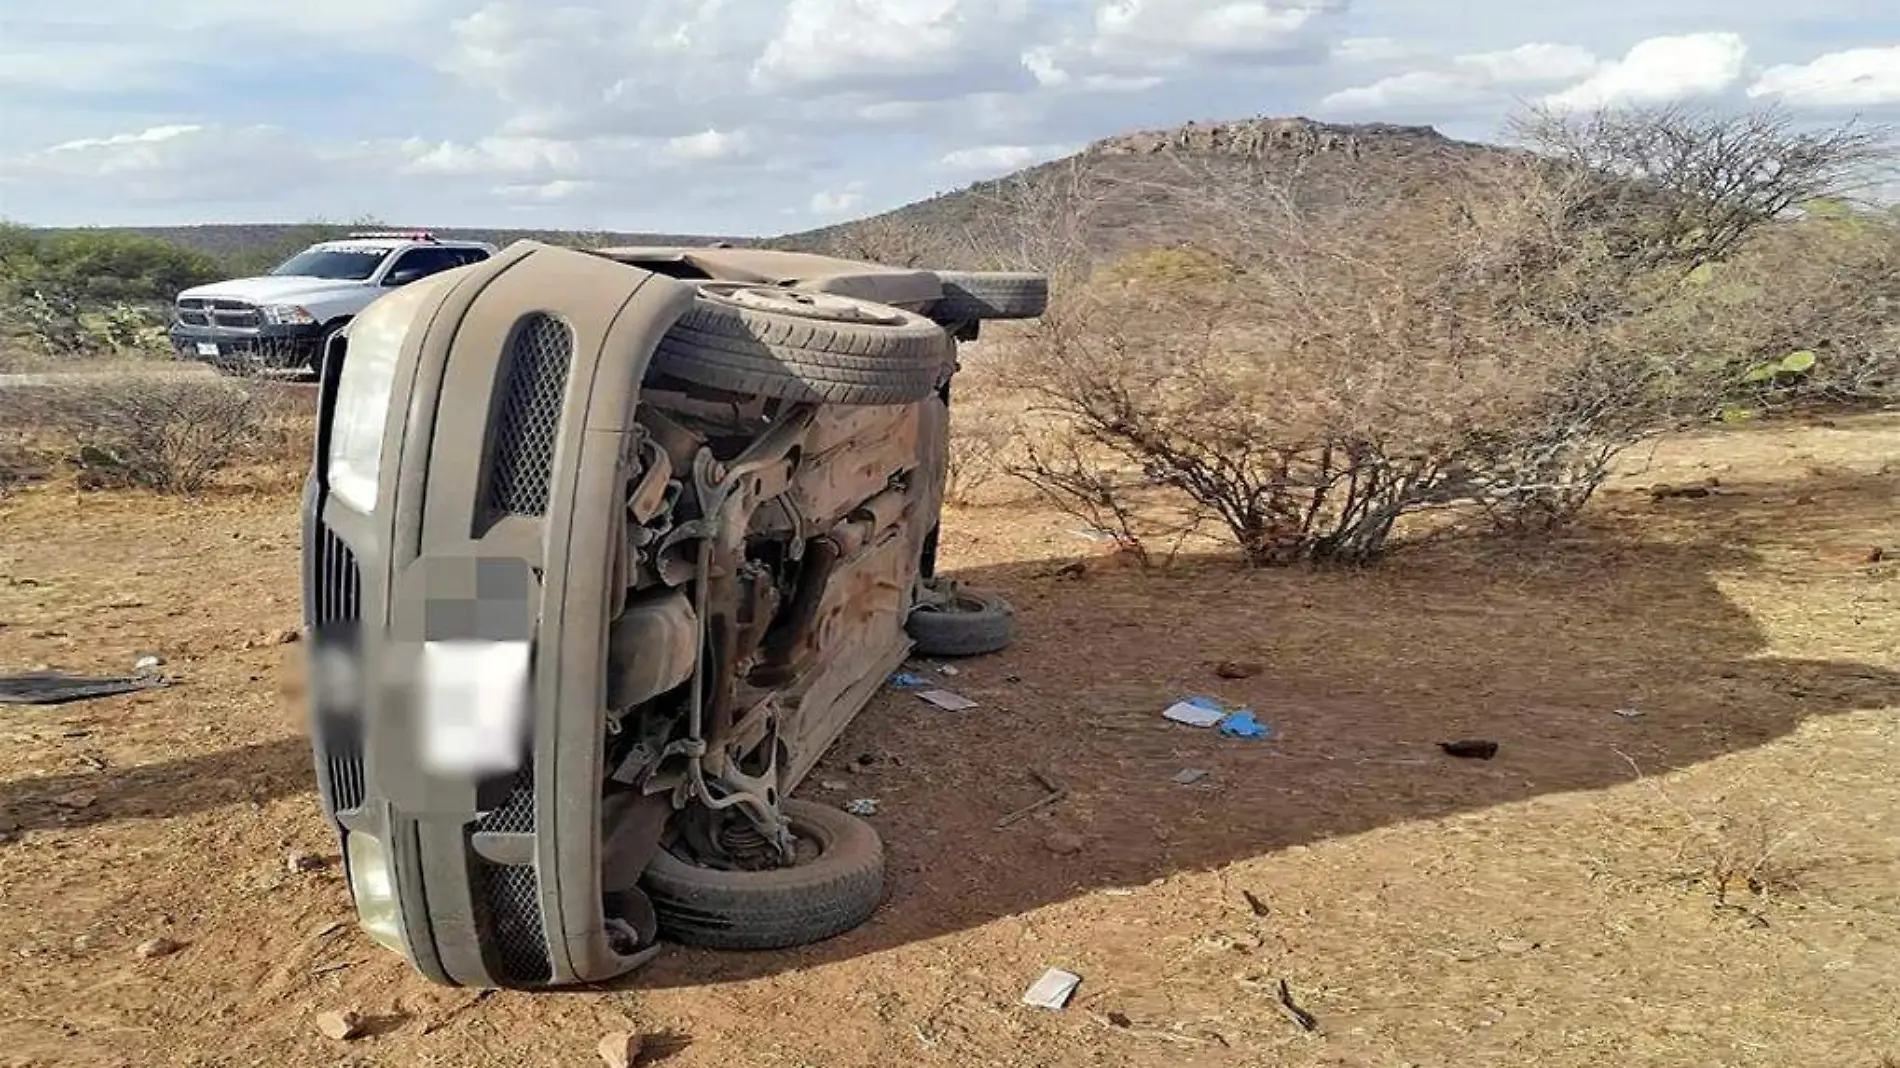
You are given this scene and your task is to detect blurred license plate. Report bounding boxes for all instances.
[418,640,530,774]
[195,342,219,357]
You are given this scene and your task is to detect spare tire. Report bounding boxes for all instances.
[642,799,885,950]
[930,271,1048,321]
[649,283,953,406]
[906,587,1015,657]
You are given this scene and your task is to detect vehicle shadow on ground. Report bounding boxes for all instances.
[636,473,1900,988]
[0,738,312,835]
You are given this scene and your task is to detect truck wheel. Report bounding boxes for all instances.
[642,799,885,950]
[930,271,1048,321]
[649,284,953,406]
[906,587,1015,657]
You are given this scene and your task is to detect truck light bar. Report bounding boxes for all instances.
[347,230,438,242]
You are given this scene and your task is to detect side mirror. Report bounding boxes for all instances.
[384,267,425,286]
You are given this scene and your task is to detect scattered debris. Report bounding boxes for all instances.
[308,921,344,940]
[1439,739,1500,760]
[1022,967,1082,1010]
[1215,660,1264,680]
[844,798,879,816]
[938,664,960,677]
[1496,937,1537,955]
[917,689,977,712]
[286,850,328,874]
[1218,710,1272,740]
[1274,979,1318,1033]
[1172,768,1210,786]
[1044,831,1086,856]
[134,654,165,671]
[314,1010,366,1041]
[0,671,167,706]
[1614,706,1645,719]
[887,671,930,690]
[1004,674,1023,684]
[1241,890,1271,917]
[1162,696,1228,728]
[597,1030,645,1068]
[135,937,182,960]
[819,779,849,791]
[995,770,1069,829]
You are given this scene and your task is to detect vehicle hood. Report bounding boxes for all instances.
[176,276,366,304]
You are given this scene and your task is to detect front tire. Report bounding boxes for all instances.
[642,799,886,950]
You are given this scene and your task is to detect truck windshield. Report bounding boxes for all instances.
[270,248,391,280]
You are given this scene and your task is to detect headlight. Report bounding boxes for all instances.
[325,281,439,513]
[344,830,407,954]
[261,304,316,326]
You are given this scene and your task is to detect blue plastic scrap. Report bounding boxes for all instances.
[888,671,931,690]
[1217,709,1274,740]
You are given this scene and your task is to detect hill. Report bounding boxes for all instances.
[773,115,1516,264]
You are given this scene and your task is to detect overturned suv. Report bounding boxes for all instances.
[301,241,1044,988]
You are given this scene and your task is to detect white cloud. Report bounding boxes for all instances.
[1331,36,1415,64]
[809,181,867,215]
[1542,32,1748,111]
[0,124,373,206]
[399,137,586,178]
[1748,47,1900,108]
[752,0,1035,94]
[1322,70,1483,111]
[663,129,755,163]
[1454,43,1599,85]
[938,143,1075,172]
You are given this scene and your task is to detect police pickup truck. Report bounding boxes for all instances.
[169,231,495,377]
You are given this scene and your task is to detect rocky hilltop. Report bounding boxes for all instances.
[777,116,1509,264]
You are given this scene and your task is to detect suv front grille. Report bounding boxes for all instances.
[477,861,553,983]
[312,523,365,812]
[486,313,573,517]
[176,297,262,330]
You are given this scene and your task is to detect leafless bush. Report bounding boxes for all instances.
[36,376,285,493]
[983,104,1894,565]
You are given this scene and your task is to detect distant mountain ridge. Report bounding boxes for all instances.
[29,117,1514,269]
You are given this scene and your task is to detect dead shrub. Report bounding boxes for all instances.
[986,104,1896,566]
[40,376,285,493]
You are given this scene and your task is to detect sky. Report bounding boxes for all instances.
[1,1,1897,236]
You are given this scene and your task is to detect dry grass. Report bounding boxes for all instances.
[0,411,1896,1067]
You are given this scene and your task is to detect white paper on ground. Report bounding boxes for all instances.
[1162,699,1224,728]
[1022,967,1082,1010]
[918,689,978,711]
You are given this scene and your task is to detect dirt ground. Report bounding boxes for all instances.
[2,411,1898,1068]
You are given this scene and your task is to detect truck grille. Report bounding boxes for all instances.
[176,297,262,329]
[477,861,553,983]
[312,524,365,812]
[486,313,573,517]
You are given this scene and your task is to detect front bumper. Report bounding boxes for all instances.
[302,243,697,988]
[170,321,327,371]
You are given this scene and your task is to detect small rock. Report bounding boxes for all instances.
[597,1031,645,1068]
[135,937,182,960]
[819,780,849,791]
[1496,937,1537,955]
[52,792,96,810]
[270,628,302,645]
[1172,768,1211,785]
[1865,546,1886,564]
[1215,660,1264,680]
[134,654,164,671]
[1439,739,1499,760]
[1045,832,1086,856]
[314,1010,365,1041]
[286,850,328,874]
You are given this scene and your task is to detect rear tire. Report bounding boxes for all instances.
[649,283,953,406]
[642,799,886,950]
[930,272,1048,321]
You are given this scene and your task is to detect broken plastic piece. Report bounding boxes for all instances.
[887,671,930,690]
[0,671,168,706]
[1218,710,1272,739]
[1021,967,1082,1010]
[844,798,879,816]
